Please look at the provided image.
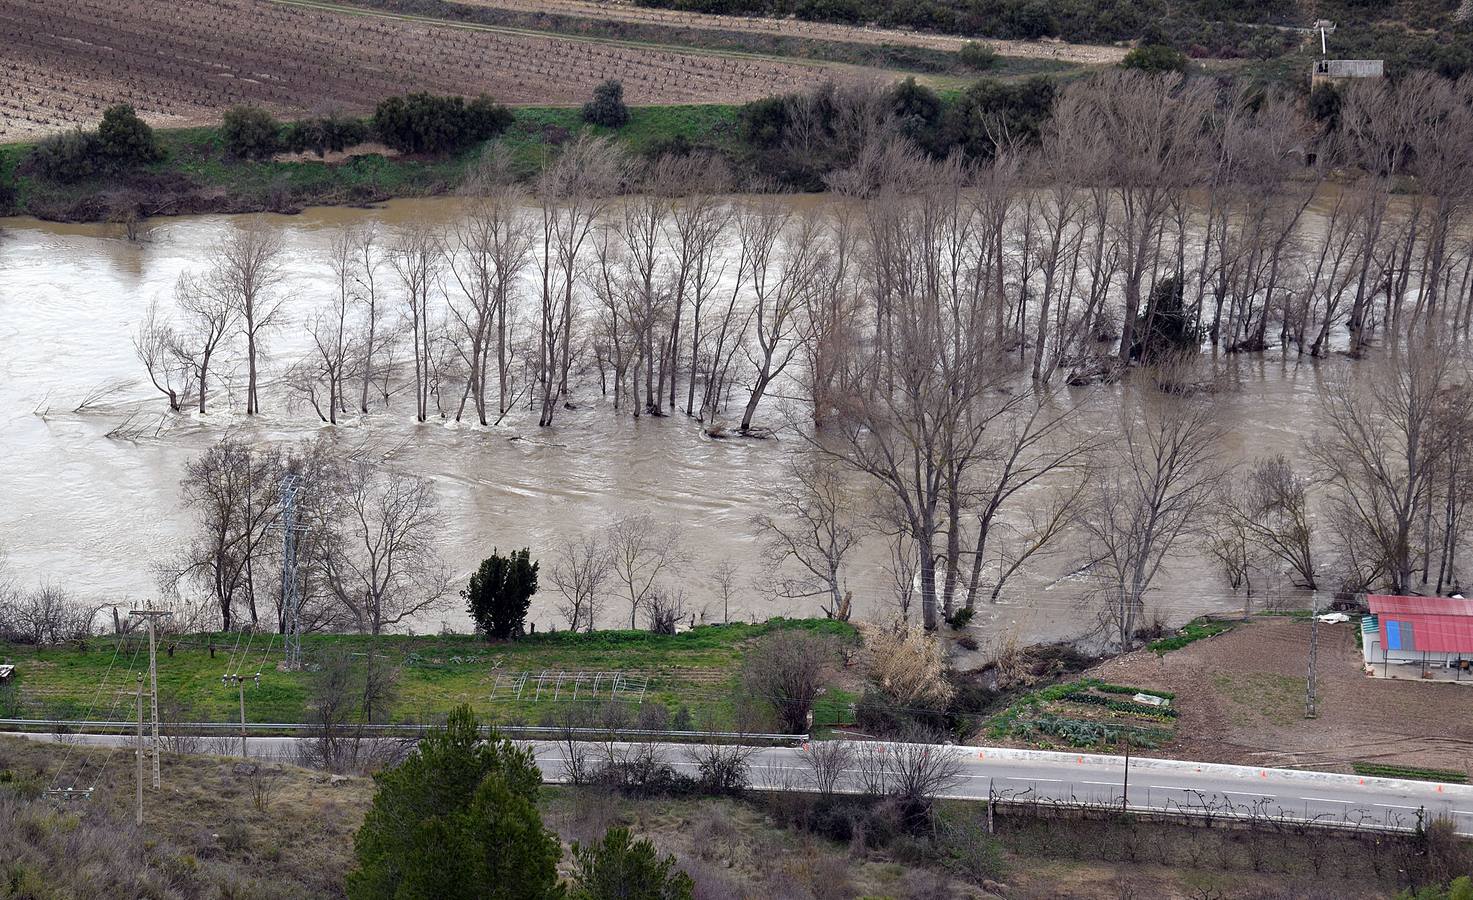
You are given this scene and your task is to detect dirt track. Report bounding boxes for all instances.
[1092,618,1473,774]
[0,0,849,142]
[446,0,1129,64]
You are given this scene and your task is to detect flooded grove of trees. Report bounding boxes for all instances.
[2,70,1473,649]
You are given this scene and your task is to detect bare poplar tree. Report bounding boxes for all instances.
[352,223,391,413]
[448,184,532,425]
[535,135,623,426]
[738,199,826,435]
[389,226,443,423]
[212,217,285,415]
[296,231,357,423]
[1222,455,1317,589]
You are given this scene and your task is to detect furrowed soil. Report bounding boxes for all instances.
[1091,618,1473,774]
[0,0,854,142]
[440,0,1131,64]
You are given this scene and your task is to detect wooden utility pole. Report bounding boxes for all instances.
[130,610,170,788]
[1306,593,1320,719]
[135,673,144,827]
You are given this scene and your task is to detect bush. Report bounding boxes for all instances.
[1121,44,1190,73]
[956,41,997,71]
[280,114,370,157]
[25,129,103,183]
[569,826,693,900]
[222,106,283,160]
[373,93,514,154]
[583,79,631,129]
[741,630,837,734]
[346,705,562,900]
[463,548,539,640]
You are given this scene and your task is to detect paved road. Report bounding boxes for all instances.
[10,732,1470,835]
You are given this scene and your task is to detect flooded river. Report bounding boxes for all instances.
[0,199,1348,642]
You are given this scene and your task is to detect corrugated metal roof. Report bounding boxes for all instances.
[1369,595,1473,653]
[1369,595,1473,617]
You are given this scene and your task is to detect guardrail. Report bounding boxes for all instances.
[0,718,806,745]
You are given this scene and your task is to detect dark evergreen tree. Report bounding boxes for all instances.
[222,105,283,160]
[569,827,693,900]
[347,705,562,900]
[97,105,163,166]
[464,548,539,640]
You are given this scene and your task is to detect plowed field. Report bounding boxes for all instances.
[0,0,845,141]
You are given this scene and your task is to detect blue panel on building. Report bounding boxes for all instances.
[1387,620,1401,650]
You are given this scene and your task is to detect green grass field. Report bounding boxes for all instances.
[0,618,857,732]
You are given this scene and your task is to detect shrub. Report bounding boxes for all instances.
[222,105,283,160]
[26,129,104,183]
[1121,44,1190,73]
[97,105,162,166]
[569,827,694,900]
[582,79,631,129]
[859,622,956,712]
[346,705,561,900]
[279,115,368,158]
[463,548,539,640]
[956,41,998,71]
[373,93,514,154]
[741,630,837,734]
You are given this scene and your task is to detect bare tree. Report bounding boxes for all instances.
[0,584,98,645]
[212,218,285,415]
[605,514,683,629]
[352,224,392,413]
[133,298,193,412]
[549,534,613,633]
[535,135,623,426]
[737,199,825,434]
[1077,381,1225,650]
[171,271,236,414]
[1222,455,1317,589]
[315,457,451,633]
[448,184,533,425]
[753,453,861,620]
[164,438,284,631]
[389,226,444,423]
[1310,350,1466,594]
[296,231,357,423]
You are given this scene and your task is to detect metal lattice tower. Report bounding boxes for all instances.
[278,474,309,670]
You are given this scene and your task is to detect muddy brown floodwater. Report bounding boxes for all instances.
[0,198,1347,641]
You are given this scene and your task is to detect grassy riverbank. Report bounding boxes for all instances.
[0,103,745,223]
[0,619,857,732]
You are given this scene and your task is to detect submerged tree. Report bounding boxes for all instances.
[463,548,539,640]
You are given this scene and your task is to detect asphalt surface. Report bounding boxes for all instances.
[9,732,1470,835]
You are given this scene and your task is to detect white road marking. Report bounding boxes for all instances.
[1082,780,1121,787]
[1223,791,1276,798]
[1005,776,1061,783]
[1299,797,1349,804]
[1374,803,1418,810]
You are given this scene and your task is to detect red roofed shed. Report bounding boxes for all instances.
[1362,594,1473,682]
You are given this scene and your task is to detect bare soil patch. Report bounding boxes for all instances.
[1091,618,1473,774]
[0,0,846,141]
